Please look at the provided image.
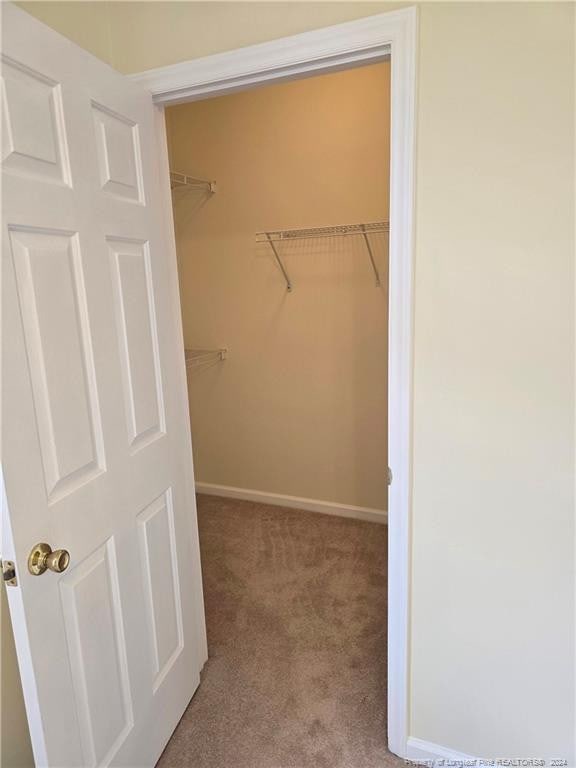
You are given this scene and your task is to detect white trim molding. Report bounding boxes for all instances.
[133,7,417,759]
[195,482,387,525]
[130,11,399,104]
[407,737,480,765]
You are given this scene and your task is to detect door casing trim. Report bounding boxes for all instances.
[133,8,417,757]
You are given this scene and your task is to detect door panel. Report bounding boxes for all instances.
[108,237,166,451]
[1,55,72,186]
[92,103,144,204]
[60,540,134,767]
[1,5,207,767]
[8,226,106,500]
[137,489,184,691]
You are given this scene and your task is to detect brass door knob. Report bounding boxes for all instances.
[28,543,70,575]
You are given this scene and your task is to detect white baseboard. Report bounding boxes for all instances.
[194,482,387,524]
[406,736,479,764]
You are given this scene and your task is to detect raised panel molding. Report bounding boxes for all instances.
[108,237,166,452]
[92,102,144,203]
[60,539,134,767]
[137,489,184,692]
[8,226,105,502]
[1,55,71,185]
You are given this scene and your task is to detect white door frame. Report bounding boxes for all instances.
[131,8,417,758]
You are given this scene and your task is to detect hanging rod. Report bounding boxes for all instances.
[170,171,216,194]
[185,348,227,369]
[255,221,389,291]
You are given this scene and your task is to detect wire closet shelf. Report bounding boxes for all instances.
[185,348,227,369]
[256,221,389,292]
[170,170,216,194]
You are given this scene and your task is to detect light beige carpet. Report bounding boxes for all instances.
[156,494,404,768]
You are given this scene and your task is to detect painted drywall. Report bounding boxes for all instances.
[411,3,574,758]
[14,2,115,66]
[8,0,576,761]
[17,2,404,74]
[167,63,390,511]
[1,586,34,767]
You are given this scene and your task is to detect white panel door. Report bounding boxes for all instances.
[1,5,207,767]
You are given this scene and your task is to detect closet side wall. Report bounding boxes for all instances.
[1,585,34,767]
[167,63,390,512]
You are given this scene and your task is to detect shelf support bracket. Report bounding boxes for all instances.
[361,225,381,287]
[265,233,293,292]
[170,171,216,194]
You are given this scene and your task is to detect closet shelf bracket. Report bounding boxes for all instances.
[170,171,216,194]
[361,225,381,288]
[265,233,292,292]
[185,348,227,369]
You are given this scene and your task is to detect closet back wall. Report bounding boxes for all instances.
[166,62,390,513]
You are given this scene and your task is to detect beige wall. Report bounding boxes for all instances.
[9,1,576,761]
[167,63,390,510]
[15,1,115,65]
[17,2,404,74]
[412,3,574,757]
[1,587,34,767]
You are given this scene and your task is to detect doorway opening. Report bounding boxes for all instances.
[158,60,395,766]
[135,9,417,755]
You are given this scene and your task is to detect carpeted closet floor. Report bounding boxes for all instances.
[156,494,404,768]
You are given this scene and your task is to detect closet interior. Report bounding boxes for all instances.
[156,59,393,767]
[166,60,391,517]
